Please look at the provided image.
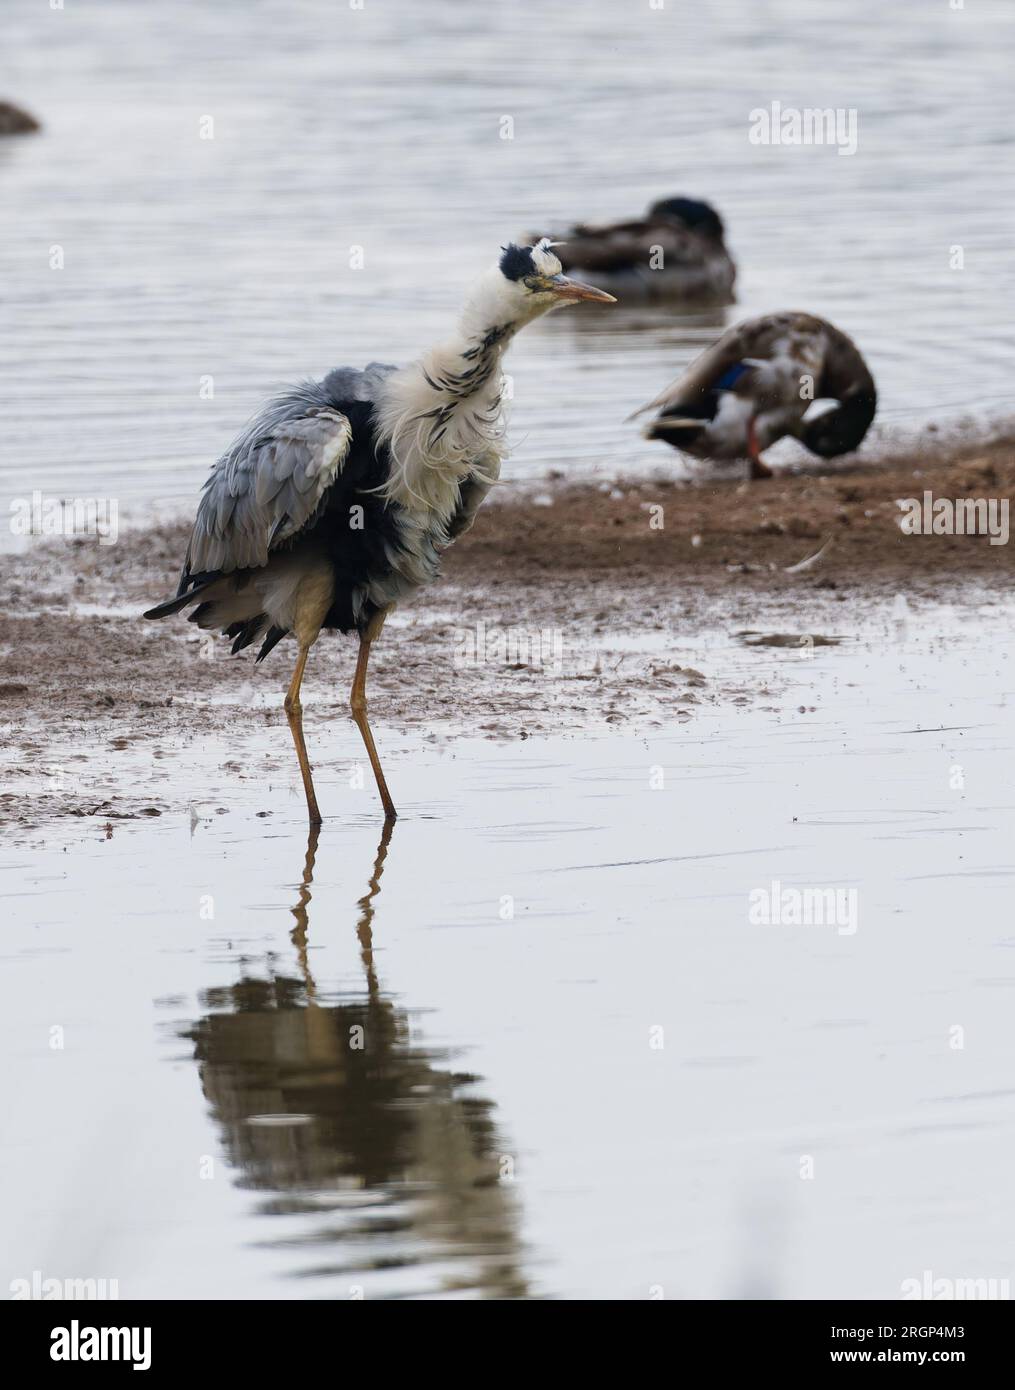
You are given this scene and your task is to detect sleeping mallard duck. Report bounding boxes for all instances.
[632,311,876,480]
[524,197,735,303]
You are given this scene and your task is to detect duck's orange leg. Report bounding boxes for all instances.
[747,417,773,480]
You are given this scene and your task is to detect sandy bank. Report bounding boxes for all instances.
[2,431,1012,831]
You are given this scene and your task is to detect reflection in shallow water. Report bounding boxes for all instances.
[183,825,528,1299]
[3,610,1015,1296]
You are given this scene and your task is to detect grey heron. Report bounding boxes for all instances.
[144,239,615,824]
[525,197,736,303]
[631,311,876,479]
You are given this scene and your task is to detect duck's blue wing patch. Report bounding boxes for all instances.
[712,361,751,392]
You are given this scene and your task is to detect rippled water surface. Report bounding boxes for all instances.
[3,603,1014,1298]
[2,0,1014,537]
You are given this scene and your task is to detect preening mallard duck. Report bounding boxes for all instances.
[524,197,735,303]
[632,311,876,480]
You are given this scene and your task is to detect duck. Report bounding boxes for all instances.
[524,196,735,303]
[0,101,40,135]
[632,311,876,479]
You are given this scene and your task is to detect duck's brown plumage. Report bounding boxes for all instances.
[525,197,735,303]
[636,311,877,464]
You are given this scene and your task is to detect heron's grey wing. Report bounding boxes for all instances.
[322,361,398,403]
[186,406,354,574]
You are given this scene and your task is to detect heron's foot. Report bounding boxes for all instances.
[749,457,774,480]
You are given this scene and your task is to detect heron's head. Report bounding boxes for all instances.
[497,239,616,310]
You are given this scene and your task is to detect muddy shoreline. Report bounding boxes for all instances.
[2,432,1013,830]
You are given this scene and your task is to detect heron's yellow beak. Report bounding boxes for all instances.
[548,275,616,304]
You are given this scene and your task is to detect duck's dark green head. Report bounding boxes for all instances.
[802,388,877,457]
[649,197,725,240]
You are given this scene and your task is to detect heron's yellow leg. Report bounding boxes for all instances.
[284,643,322,826]
[351,613,396,821]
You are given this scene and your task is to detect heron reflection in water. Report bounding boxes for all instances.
[184,825,528,1298]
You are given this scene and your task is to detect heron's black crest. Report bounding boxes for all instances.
[649,197,725,239]
[499,244,536,281]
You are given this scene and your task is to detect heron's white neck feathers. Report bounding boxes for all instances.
[375,268,541,516]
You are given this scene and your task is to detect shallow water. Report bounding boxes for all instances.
[2,0,1014,544]
[3,600,1014,1298]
